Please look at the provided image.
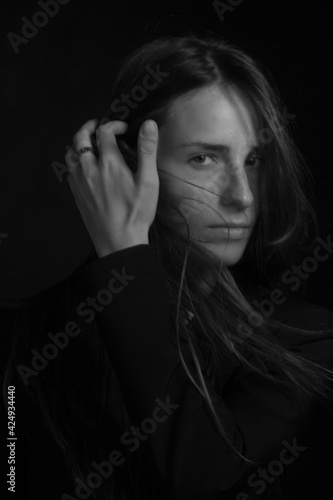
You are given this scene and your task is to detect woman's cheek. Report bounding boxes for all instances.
[178,198,202,229]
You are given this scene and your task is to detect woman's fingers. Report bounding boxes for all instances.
[97,121,129,171]
[73,119,99,171]
[66,118,160,255]
[136,120,159,193]
[73,119,99,151]
[64,146,80,173]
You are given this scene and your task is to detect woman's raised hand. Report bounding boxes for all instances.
[65,119,159,258]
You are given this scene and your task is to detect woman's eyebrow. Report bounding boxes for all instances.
[175,141,230,152]
[174,141,262,153]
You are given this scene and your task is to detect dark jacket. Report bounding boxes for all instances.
[1,244,333,500]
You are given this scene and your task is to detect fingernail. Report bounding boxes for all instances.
[142,120,156,136]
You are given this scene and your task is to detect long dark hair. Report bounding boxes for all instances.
[2,33,333,500]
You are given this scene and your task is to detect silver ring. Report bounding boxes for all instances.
[77,146,96,156]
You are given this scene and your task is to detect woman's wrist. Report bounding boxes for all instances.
[94,234,149,258]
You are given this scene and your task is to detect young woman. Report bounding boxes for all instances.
[2,33,333,500]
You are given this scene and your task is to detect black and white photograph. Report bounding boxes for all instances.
[1,1,333,499]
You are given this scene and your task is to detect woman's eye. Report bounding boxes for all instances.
[189,154,216,167]
[245,155,265,168]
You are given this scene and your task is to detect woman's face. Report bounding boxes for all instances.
[156,84,263,266]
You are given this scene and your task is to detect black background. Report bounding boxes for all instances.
[0,2,333,499]
[1,0,332,308]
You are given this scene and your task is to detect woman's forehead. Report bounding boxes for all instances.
[159,85,261,150]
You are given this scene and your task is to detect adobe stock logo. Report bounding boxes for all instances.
[7,0,71,54]
[236,438,307,499]
[61,396,180,500]
[213,0,243,23]
[103,65,170,121]
[16,266,135,386]
[235,234,333,345]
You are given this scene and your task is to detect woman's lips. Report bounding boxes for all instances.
[206,225,250,239]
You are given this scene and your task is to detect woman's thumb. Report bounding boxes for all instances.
[136,120,159,187]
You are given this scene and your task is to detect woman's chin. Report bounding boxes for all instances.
[198,240,247,266]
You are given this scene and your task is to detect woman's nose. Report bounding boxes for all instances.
[218,164,254,210]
